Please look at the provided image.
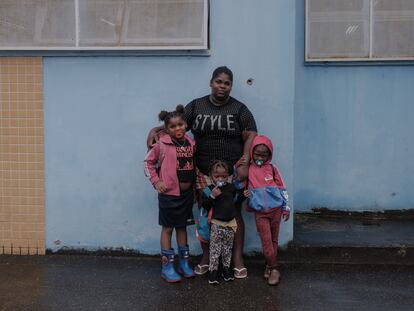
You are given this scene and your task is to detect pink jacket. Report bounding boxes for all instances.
[144,133,196,196]
[246,135,288,213]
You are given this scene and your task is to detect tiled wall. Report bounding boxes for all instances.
[0,57,45,255]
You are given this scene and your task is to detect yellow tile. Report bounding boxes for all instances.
[2,75,10,83]
[17,119,27,127]
[1,82,10,91]
[1,65,10,74]
[35,128,44,137]
[10,93,18,101]
[1,57,45,256]
[26,66,34,74]
[9,75,18,83]
[18,65,26,75]
[9,66,18,74]
[34,66,42,75]
[26,75,35,84]
[33,93,43,101]
[2,247,12,255]
[12,248,22,255]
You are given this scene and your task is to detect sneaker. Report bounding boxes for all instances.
[222,267,234,281]
[208,270,220,285]
[268,269,280,286]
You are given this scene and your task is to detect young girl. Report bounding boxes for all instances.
[243,135,290,286]
[144,105,196,283]
[201,160,237,285]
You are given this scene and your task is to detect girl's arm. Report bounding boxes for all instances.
[143,143,161,186]
[201,197,214,211]
[200,186,217,211]
[272,164,290,221]
[272,164,286,189]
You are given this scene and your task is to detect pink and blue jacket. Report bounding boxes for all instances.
[144,133,196,196]
[245,135,289,213]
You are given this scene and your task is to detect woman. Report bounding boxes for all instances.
[147,66,257,278]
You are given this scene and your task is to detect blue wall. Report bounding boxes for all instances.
[294,0,414,211]
[44,0,295,253]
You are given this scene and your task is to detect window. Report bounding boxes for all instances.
[0,0,208,50]
[306,0,414,62]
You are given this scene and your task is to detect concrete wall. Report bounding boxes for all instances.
[44,0,295,253]
[294,0,414,212]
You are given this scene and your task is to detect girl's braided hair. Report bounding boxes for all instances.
[158,105,186,127]
[208,159,230,175]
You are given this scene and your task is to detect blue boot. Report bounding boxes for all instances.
[161,248,181,283]
[178,245,195,278]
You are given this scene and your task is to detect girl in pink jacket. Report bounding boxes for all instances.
[243,135,290,286]
[144,105,196,283]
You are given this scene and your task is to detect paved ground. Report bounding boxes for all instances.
[1,255,413,311]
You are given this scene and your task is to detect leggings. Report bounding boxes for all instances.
[209,223,235,271]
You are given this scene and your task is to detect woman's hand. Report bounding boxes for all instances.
[236,164,249,181]
[238,155,249,166]
[243,189,251,198]
[146,126,164,150]
[155,181,167,193]
[237,130,257,181]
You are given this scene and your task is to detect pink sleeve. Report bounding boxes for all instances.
[144,143,160,186]
[272,165,286,189]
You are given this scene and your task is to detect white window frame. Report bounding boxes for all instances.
[0,0,209,51]
[305,0,414,62]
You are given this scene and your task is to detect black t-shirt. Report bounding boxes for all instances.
[173,138,195,183]
[185,95,257,175]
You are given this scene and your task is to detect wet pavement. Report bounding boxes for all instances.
[1,255,413,311]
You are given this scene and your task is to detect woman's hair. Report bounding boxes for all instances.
[158,105,186,126]
[209,160,230,175]
[210,66,233,83]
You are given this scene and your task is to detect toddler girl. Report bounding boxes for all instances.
[244,135,290,286]
[201,160,237,285]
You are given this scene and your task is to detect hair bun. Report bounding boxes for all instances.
[176,105,184,113]
[158,110,168,122]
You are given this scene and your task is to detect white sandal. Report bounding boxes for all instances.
[194,264,209,275]
[233,267,247,279]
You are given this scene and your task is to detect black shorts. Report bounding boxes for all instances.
[158,190,194,228]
